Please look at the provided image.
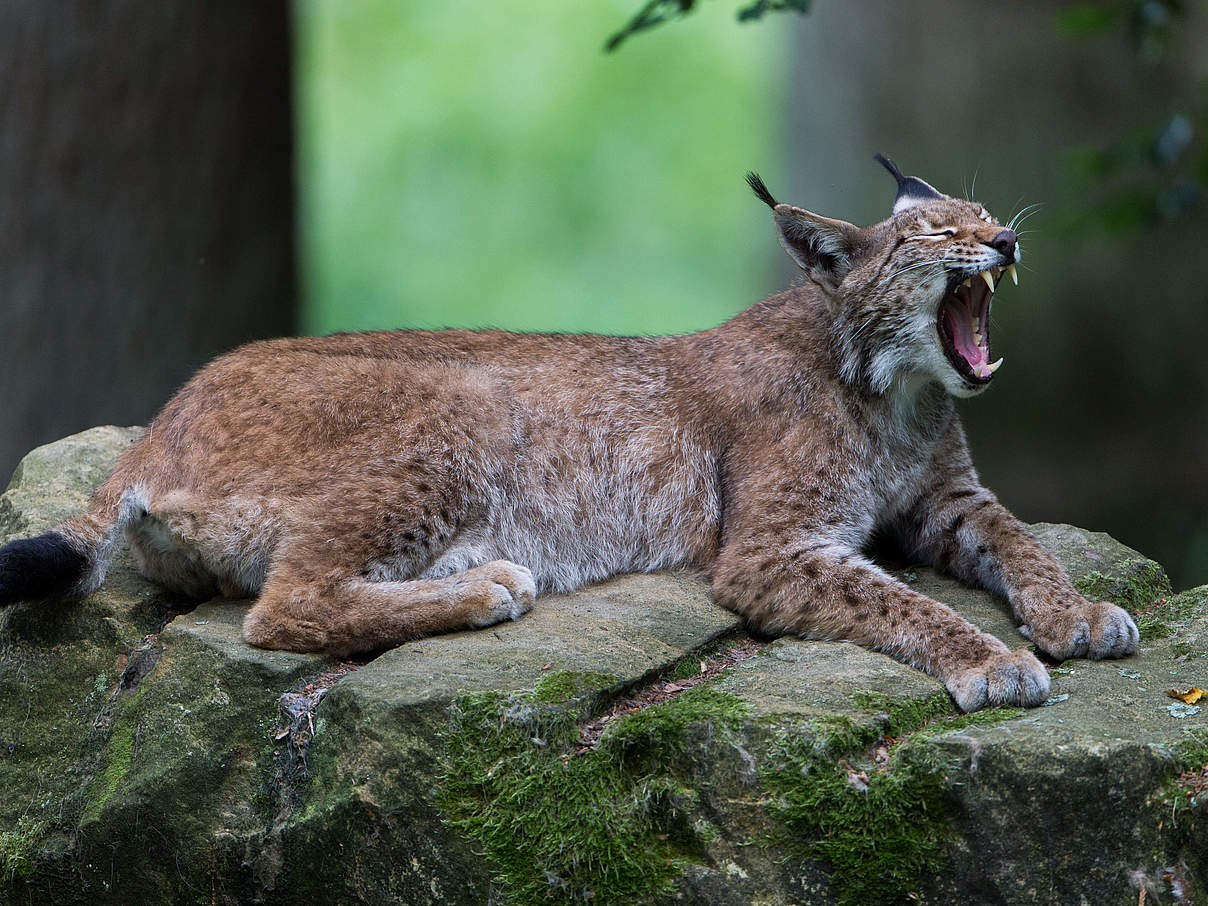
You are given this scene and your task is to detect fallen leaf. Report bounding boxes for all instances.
[541,662,552,670]
[699,660,707,674]
[1165,687,1206,705]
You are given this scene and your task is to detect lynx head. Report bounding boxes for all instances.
[748,157,1021,399]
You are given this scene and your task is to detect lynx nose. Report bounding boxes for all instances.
[988,229,1018,262]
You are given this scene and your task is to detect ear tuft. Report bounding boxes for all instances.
[874,153,904,183]
[873,152,946,214]
[746,172,777,209]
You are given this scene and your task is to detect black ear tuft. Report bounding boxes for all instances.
[874,153,904,183]
[746,172,777,209]
[873,153,945,213]
[0,532,89,606]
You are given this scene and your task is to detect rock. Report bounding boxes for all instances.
[1,427,1205,905]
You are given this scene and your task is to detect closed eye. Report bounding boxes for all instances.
[906,229,957,241]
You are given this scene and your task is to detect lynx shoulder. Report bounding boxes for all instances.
[0,156,1137,712]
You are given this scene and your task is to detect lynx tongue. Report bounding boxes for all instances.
[941,279,998,380]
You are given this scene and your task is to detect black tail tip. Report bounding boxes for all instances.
[0,532,89,606]
[746,171,777,209]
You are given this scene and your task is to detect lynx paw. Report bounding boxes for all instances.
[462,560,536,628]
[1017,593,1139,661]
[945,649,1050,713]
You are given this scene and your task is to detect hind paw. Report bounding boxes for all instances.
[461,560,536,627]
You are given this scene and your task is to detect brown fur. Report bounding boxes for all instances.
[35,166,1138,712]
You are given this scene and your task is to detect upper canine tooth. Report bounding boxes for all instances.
[980,270,995,292]
[986,357,1004,374]
[1007,264,1018,285]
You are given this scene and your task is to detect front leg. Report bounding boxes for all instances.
[711,539,1049,712]
[906,479,1138,662]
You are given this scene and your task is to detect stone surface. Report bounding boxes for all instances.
[1,427,1205,905]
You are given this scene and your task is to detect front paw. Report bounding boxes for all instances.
[946,649,1050,712]
[1017,593,1139,661]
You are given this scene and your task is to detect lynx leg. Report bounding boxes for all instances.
[242,559,536,656]
[904,470,1139,662]
[711,540,1049,712]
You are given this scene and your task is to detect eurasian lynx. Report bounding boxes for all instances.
[0,156,1137,711]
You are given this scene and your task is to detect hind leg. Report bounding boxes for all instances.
[126,490,286,599]
[242,559,536,655]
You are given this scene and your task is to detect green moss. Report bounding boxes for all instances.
[602,685,750,766]
[668,658,701,681]
[761,693,1022,906]
[81,689,142,824]
[531,670,617,705]
[763,732,951,906]
[0,817,45,882]
[1170,640,1201,661]
[851,691,953,737]
[1123,585,1208,642]
[1074,560,1172,615]
[438,682,749,905]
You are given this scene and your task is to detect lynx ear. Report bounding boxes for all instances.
[773,207,863,292]
[747,172,864,293]
[874,153,945,214]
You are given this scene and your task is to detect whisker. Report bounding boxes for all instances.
[879,260,945,286]
[1007,202,1044,233]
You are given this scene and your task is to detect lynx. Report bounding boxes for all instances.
[0,156,1138,712]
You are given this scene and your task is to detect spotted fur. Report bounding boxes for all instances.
[0,164,1137,711]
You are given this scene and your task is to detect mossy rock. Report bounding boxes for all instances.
[1,428,1206,905]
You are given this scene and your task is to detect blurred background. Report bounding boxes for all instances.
[2,1,1206,587]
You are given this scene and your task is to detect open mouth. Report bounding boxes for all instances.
[937,265,1016,384]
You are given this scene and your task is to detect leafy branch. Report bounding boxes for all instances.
[605,0,810,53]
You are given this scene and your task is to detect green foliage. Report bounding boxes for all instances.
[295,0,787,339]
[606,0,809,51]
[437,681,749,904]
[1055,3,1122,37]
[1054,1,1207,233]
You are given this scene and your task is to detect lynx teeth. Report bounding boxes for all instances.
[979,270,995,292]
[1007,264,1018,285]
[987,357,1003,373]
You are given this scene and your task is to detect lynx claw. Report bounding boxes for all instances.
[946,648,1050,713]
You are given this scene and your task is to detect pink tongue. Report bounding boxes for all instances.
[943,304,986,368]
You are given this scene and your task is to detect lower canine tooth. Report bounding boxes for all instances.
[979,270,995,292]
[986,357,1004,374]
[1007,264,1018,285]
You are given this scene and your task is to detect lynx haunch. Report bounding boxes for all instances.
[0,156,1138,712]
